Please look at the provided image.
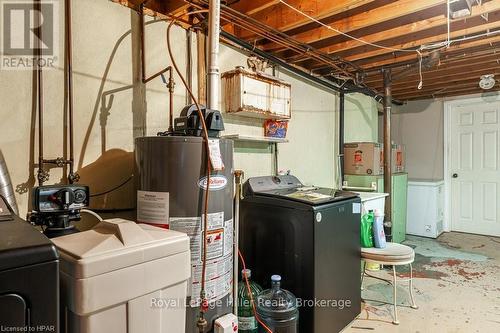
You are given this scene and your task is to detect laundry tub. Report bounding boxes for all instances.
[355,192,389,214]
[52,218,190,333]
[355,192,389,270]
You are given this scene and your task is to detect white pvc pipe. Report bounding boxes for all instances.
[207,0,221,110]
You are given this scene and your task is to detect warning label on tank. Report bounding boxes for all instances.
[170,214,233,306]
[224,219,233,256]
[137,191,169,226]
[204,211,224,230]
[190,254,233,307]
[206,229,224,260]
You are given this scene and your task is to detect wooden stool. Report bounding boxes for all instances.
[361,243,419,325]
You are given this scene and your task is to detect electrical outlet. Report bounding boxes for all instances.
[214,313,238,333]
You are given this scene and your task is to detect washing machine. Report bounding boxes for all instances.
[239,175,361,333]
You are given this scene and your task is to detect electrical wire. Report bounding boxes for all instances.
[90,176,133,197]
[166,9,213,332]
[81,209,104,221]
[238,249,274,333]
[278,0,417,54]
[276,0,458,90]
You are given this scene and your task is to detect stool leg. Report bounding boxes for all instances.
[409,263,418,309]
[361,261,366,291]
[392,266,400,325]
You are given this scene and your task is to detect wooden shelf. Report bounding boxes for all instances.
[222,134,288,143]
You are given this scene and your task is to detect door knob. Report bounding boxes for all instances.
[452,173,458,178]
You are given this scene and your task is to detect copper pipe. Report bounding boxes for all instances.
[383,68,393,241]
[36,0,44,186]
[166,11,212,332]
[139,3,175,131]
[65,0,76,183]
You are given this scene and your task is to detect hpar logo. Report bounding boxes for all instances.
[198,175,228,191]
[1,0,59,70]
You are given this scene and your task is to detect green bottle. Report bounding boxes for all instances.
[238,269,263,333]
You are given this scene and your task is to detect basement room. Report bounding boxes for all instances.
[0,0,499,332]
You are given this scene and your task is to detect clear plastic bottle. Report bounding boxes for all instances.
[238,269,263,333]
[373,209,387,248]
[256,275,299,333]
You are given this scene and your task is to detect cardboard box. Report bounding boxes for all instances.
[379,144,406,174]
[344,142,384,175]
[391,144,406,173]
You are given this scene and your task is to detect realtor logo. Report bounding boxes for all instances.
[1,0,59,70]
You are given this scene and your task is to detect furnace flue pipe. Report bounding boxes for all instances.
[383,69,393,241]
[65,0,77,183]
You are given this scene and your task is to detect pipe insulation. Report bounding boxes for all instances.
[207,0,221,110]
[0,150,18,215]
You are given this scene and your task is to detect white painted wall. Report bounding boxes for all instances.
[344,92,378,143]
[0,0,340,216]
[391,92,500,181]
[392,99,445,180]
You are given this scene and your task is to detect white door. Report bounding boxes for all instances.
[450,101,500,237]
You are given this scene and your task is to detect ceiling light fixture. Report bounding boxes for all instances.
[479,74,496,90]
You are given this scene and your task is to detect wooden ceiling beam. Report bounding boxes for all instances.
[111,0,189,17]
[365,54,500,88]
[286,0,500,64]
[234,0,376,40]
[393,73,500,95]
[342,15,500,62]
[369,64,500,91]
[396,85,500,100]
[260,0,445,51]
[404,87,500,100]
[229,0,281,15]
[358,35,500,70]
[364,51,500,84]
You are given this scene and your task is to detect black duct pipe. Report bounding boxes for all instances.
[339,92,345,187]
[383,68,393,242]
[221,31,345,92]
[220,31,405,105]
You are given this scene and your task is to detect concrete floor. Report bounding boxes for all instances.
[345,232,500,333]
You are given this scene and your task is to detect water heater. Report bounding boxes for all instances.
[135,136,234,332]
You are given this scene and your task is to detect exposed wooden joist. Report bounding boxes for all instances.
[112,0,191,16]
[397,84,500,100]
[260,0,445,51]
[342,15,500,62]
[359,35,500,70]
[287,0,500,64]
[234,0,376,40]
[303,15,500,71]
[364,51,500,85]
[229,0,280,15]
[369,56,500,88]
[405,87,500,100]
[394,74,500,95]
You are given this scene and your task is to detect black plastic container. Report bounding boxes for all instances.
[0,196,59,332]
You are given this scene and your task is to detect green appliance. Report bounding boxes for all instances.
[344,173,408,243]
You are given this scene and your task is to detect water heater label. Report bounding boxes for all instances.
[208,139,225,171]
[136,191,169,226]
[170,214,233,306]
[198,175,228,191]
